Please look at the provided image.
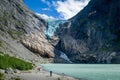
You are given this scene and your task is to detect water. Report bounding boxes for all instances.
[45,20,65,38]
[41,64,120,80]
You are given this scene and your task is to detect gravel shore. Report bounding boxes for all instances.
[0,65,79,80]
[15,69,79,80]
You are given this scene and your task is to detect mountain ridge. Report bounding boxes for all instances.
[0,0,120,64]
[53,0,120,63]
[0,0,56,63]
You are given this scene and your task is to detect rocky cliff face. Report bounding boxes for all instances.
[55,0,120,63]
[0,0,55,62]
[1,0,120,64]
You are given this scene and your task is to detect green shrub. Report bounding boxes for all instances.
[0,41,2,46]
[0,73,4,80]
[7,30,23,39]
[10,77,22,80]
[0,53,33,70]
[14,78,21,80]
[0,51,3,54]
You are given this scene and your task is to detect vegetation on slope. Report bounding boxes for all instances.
[0,52,33,70]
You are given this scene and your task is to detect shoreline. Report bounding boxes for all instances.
[1,69,79,80]
[15,67,79,80]
[40,64,80,80]
[0,63,79,80]
[40,63,81,80]
[41,68,80,80]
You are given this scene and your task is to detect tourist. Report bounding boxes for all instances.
[37,67,41,72]
[35,66,41,73]
[50,71,52,77]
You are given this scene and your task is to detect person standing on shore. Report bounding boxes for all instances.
[35,67,41,73]
[50,71,52,77]
[37,67,41,71]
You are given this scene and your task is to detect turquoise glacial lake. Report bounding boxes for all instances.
[41,64,120,80]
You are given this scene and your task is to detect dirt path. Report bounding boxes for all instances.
[15,69,79,80]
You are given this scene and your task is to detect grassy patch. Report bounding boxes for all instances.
[0,73,4,80]
[0,51,4,55]
[100,47,113,51]
[10,77,23,80]
[0,52,33,70]
[0,41,2,46]
[14,78,21,80]
[7,30,23,39]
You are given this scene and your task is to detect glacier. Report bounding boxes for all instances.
[45,20,66,38]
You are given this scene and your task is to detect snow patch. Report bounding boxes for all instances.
[60,52,72,63]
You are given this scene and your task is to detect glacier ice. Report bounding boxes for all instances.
[45,20,66,38]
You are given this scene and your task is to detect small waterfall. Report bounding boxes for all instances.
[60,52,72,63]
[45,20,66,38]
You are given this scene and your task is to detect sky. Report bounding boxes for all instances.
[24,0,90,20]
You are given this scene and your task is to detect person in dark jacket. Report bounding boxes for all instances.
[50,71,52,77]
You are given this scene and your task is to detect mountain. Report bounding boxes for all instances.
[0,0,120,64]
[0,0,56,63]
[54,0,120,63]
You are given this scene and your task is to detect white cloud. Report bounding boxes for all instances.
[41,0,51,7]
[36,13,55,20]
[42,8,50,11]
[53,0,90,19]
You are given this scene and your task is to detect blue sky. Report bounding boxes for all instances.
[24,0,90,20]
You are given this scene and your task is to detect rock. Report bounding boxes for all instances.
[13,69,20,74]
[52,0,120,63]
[21,33,55,58]
[0,0,120,63]
[0,0,54,61]
[0,69,4,74]
[5,68,14,74]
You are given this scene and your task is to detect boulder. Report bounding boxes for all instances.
[5,68,14,74]
[13,69,20,74]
